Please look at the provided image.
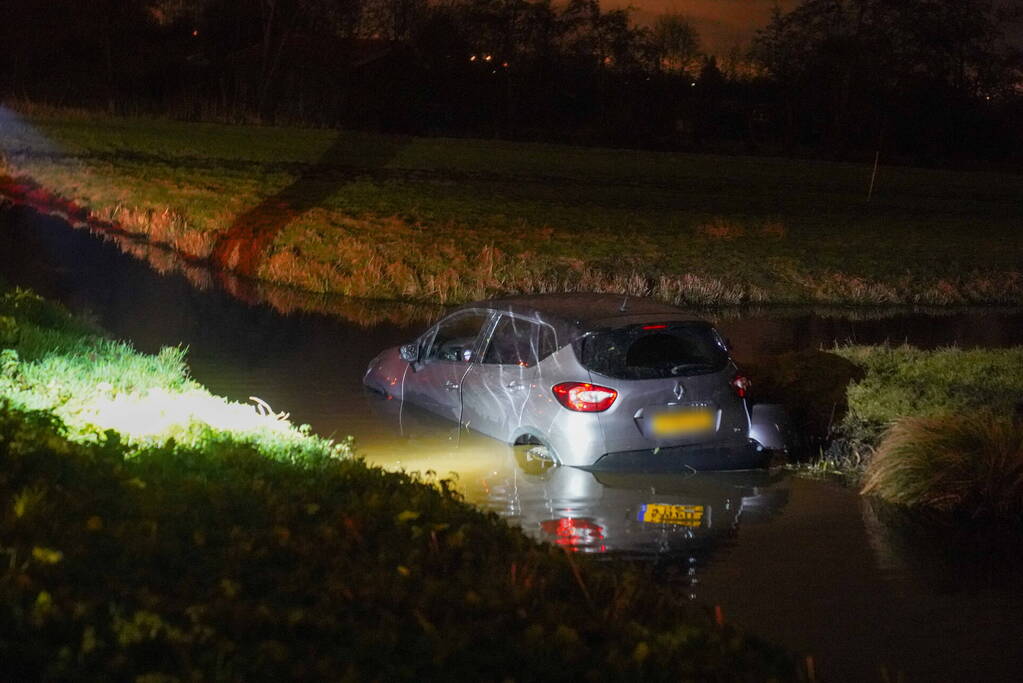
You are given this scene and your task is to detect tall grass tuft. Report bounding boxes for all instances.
[861,412,1023,519]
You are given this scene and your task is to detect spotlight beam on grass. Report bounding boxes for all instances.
[0,105,61,162]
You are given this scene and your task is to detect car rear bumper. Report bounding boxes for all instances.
[583,441,770,472]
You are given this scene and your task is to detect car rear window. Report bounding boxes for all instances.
[574,322,728,380]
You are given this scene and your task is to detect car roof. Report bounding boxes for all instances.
[453,293,706,341]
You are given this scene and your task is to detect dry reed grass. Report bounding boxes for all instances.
[103,204,216,259]
[862,412,1023,519]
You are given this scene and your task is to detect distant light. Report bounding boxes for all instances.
[691,82,696,87]
[470,54,477,62]
[192,29,199,37]
[484,54,493,62]
[502,61,509,68]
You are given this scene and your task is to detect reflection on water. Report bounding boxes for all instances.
[363,392,789,557]
[42,204,445,328]
[5,203,1023,681]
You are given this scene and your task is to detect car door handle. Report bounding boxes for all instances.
[444,381,460,391]
[506,381,527,391]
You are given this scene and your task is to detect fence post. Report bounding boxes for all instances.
[867,150,880,202]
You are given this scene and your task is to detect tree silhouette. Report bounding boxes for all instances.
[652,12,701,75]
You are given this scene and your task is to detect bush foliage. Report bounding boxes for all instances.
[0,403,793,680]
[835,345,1023,450]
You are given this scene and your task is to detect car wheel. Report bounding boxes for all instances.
[513,441,558,475]
[525,444,553,462]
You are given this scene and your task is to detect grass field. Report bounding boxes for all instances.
[2,105,1021,305]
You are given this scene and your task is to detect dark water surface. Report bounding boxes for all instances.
[3,204,1023,681]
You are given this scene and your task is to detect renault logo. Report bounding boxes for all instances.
[673,382,685,400]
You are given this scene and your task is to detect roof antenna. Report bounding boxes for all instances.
[619,295,629,312]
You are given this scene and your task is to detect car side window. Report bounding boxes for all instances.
[423,312,490,363]
[483,316,556,367]
[538,324,557,360]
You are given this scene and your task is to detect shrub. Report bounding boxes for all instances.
[835,345,1023,452]
[0,288,95,338]
[861,412,1023,520]
[0,402,793,680]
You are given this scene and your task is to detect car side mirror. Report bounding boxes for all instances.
[399,343,420,363]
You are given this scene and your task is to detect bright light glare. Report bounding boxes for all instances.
[80,387,296,441]
[0,106,60,160]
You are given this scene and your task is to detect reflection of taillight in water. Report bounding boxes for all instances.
[730,374,751,399]
[540,517,606,553]
[552,382,618,412]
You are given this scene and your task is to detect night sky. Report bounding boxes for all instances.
[609,0,1022,55]
[606,0,799,54]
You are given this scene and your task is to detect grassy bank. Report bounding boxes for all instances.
[840,346,1023,519]
[0,285,335,455]
[835,346,1023,452]
[0,286,792,678]
[752,345,1023,518]
[2,104,1021,306]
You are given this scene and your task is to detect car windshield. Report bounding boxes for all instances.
[574,322,728,380]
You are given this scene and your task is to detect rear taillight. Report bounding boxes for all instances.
[552,382,618,412]
[730,374,751,399]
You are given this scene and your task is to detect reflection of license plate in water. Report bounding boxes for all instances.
[638,503,705,526]
[650,409,714,436]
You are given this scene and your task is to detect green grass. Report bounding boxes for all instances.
[2,105,1021,304]
[0,286,338,454]
[835,345,1023,449]
[0,283,793,679]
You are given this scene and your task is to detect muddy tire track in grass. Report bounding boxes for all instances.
[211,134,410,279]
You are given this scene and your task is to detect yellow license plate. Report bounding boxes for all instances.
[650,409,714,435]
[639,504,704,526]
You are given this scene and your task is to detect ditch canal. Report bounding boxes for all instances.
[3,203,1023,681]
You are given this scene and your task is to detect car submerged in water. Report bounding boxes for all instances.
[363,293,787,470]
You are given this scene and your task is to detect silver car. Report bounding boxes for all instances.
[363,293,787,470]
